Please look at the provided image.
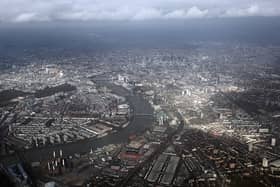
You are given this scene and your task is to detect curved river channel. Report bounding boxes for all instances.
[22,82,154,162]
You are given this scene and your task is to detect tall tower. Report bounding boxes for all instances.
[262,158,268,168]
[248,143,253,152]
[271,138,276,147]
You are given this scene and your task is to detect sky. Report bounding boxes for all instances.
[0,0,280,22]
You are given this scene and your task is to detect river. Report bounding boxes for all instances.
[22,82,154,162]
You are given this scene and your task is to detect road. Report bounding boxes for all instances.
[118,115,185,186]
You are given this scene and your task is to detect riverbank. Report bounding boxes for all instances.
[18,82,153,163]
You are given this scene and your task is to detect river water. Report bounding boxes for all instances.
[22,82,154,162]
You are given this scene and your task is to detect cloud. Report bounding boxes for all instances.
[165,10,187,19]
[186,6,208,18]
[248,5,259,15]
[224,5,261,17]
[13,12,50,22]
[0,0,280,22]
[165,7,208,19]
[14,13,37,22]
[133,8,162,20]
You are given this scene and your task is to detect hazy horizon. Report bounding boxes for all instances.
[1,17,280,53]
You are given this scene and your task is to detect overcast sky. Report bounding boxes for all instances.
[1,0,280,22]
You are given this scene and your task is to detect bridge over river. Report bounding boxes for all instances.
[19,81,154,162]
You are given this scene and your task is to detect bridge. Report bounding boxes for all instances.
[133,113,154,117]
